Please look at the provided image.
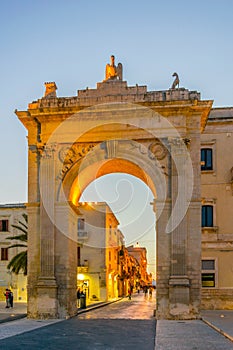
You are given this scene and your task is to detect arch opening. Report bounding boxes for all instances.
[80,173,156,278]
[75,172,156,303]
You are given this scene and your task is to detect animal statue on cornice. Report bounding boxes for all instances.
[104,55,123,81]
[171,72,180,89]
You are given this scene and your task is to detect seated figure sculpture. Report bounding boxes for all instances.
[104,55,122,81]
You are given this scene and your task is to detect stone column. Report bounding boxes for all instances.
[26,204,40,318]
[155,199,172,319]
[36,143,58,318]
[168,138,190,318]
[54,202,78,318]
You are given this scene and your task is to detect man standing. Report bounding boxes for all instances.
[77,288,81,307]
[4,289,10,308]
[9,290,13,308]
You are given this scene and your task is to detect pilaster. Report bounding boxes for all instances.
[37,143,58,318]
[156,199,171,319]
[168,137,191,318]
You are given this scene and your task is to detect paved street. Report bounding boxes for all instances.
[0,293,156,349]
[1,295,233,349]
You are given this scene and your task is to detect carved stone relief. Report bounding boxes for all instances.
[58,143,95,178]
[148,140,167,160]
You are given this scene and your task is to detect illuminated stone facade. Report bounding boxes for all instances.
[77,202,123,302]
[15,72,212,319]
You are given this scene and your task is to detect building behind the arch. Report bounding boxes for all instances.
[0,203,27,302]
[201,107,233,309]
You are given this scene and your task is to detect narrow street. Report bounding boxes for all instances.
[79,290,156,320]
[0,292,156,350]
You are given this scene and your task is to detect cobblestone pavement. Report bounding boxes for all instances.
[0,293,156,350]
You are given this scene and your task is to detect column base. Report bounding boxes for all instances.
[36,277,58,319]
[168,276,198,319]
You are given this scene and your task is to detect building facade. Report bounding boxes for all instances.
[126,244,151,287]
[77,202,124,302]
[0,204,27,301]
[201,107,233,309]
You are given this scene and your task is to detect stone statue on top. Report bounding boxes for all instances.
[104,55,123,81]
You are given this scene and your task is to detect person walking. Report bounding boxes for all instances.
[128,288,132,300]
[143,285,148,298]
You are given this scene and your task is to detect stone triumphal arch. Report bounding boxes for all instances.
[16,61,212,319]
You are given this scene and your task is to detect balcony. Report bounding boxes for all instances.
[78,260,89,273]
[77,230,88,241]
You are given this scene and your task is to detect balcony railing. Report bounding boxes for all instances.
[78,266,88,273]
[78,260,89,273]
[77,230,88,241]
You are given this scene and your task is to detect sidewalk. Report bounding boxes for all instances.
[0,298,121,325]
[0,301,27,324]
[201,310,233,341]
[155,310,233,350]
[0,298,121,323]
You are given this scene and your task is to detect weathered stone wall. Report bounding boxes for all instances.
[16,78,212,319]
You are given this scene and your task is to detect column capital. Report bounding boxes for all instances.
[37,142,57,158]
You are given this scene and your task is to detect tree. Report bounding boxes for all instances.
[6,213,28,275]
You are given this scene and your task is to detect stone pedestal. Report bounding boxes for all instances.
[169,276,190,319]
[36,277,58,318]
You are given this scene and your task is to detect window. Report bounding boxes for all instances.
[202,259,216,287]
[202,273,215,287]
[1,248,8,261]
[77,247,81,266]
[202,205,213,227]
[78,218,85,231]
[202,260,215,270]
[0,220,9,232]
[201,148,213,171]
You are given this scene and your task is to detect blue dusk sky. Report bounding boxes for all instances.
[1,1,233,275]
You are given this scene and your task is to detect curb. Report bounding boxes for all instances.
[0,297,125,323]
[202,318,233,343]
[77,298,123,315]
[0,313,27,324]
